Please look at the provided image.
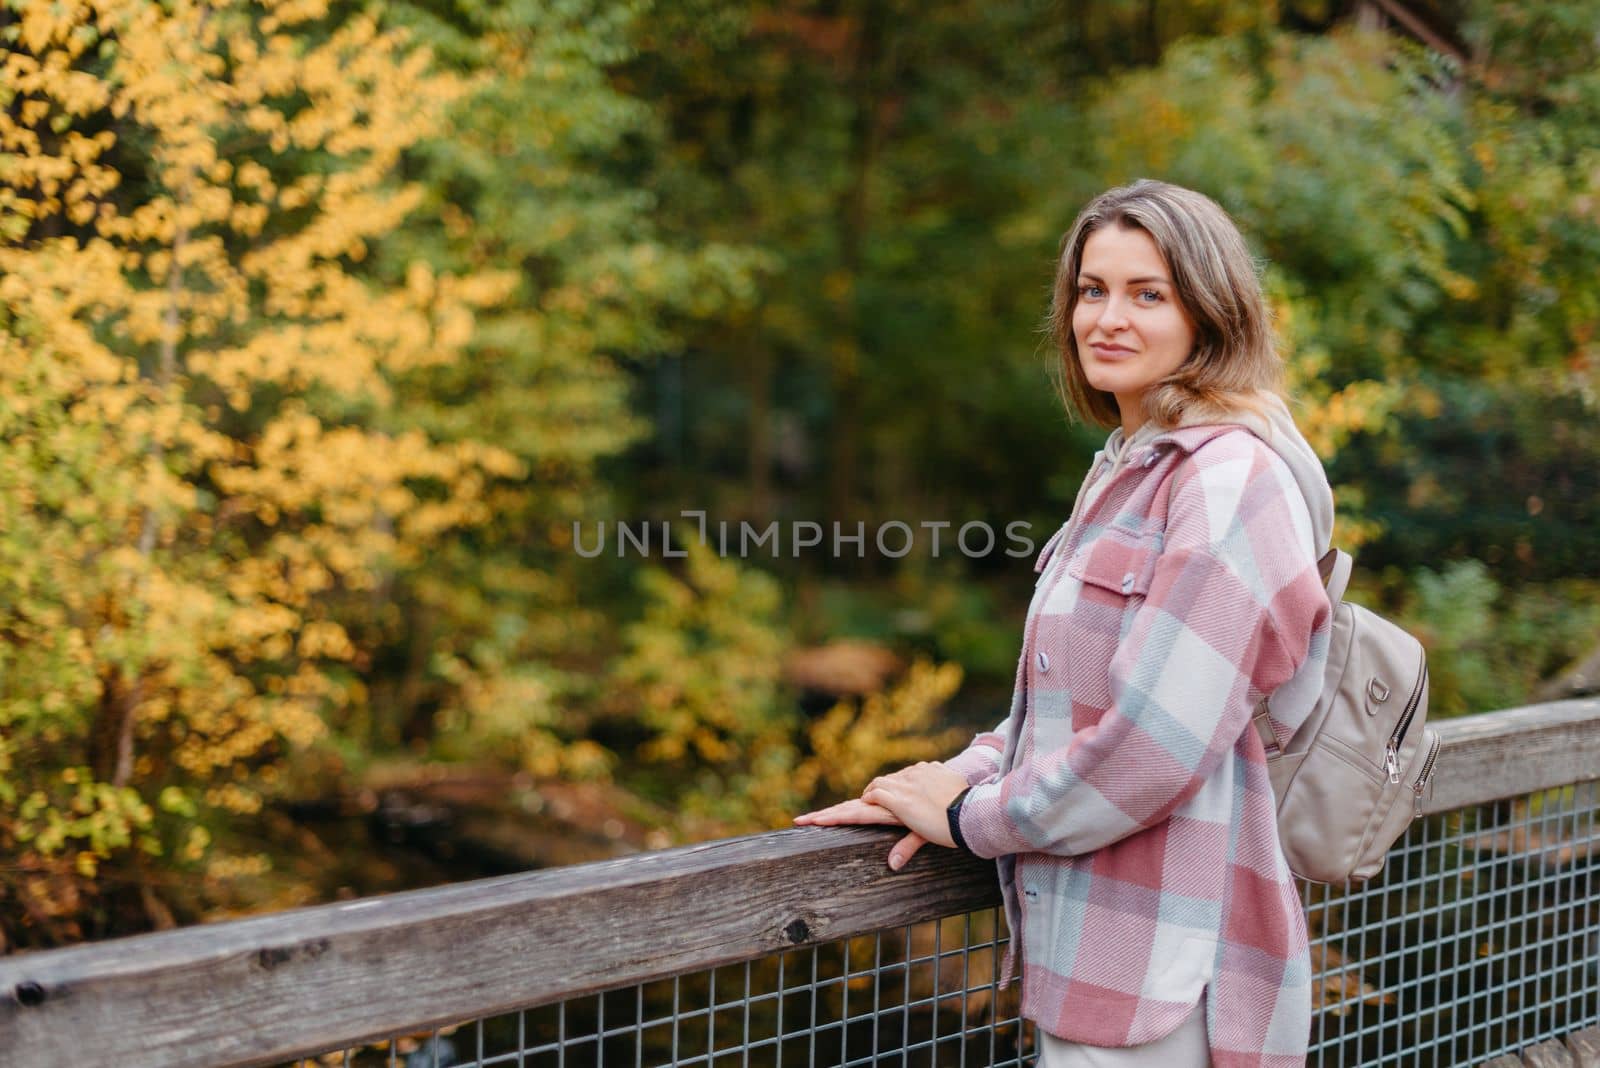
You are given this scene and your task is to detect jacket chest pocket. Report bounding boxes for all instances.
[1067,529,1161,602]
[1054,531,1162,730]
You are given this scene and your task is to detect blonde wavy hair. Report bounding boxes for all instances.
[1048,179,1283,430]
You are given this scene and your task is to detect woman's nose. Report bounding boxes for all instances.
[1096,296,1131,330]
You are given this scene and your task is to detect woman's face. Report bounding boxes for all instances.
[1071,224,1197,436]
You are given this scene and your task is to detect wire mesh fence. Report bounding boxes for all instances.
[284,908,1031,1068]
[1306,780,1599,1067]
[281,780,1599,1068]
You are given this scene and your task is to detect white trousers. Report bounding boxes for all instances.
[1035,997,1211,1067]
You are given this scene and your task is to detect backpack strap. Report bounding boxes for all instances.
[1319,548,1352,608]
[1252,704,1281,756]
[1256,549,1353,758]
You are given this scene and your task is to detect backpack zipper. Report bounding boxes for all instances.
[1412,731,1442,816]
[1383,654,1429,783]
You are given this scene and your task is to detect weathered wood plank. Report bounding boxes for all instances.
[1526,1039,1577,1068]
[1569,1027,1600,1068]
[1480,1057,1527,1068]
[0,825,998,1068]
[1422,698,1600,815]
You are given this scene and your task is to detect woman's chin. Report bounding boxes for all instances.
[1084,372,1143,398]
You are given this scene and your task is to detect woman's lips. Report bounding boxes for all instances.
[1089,342,1137,360]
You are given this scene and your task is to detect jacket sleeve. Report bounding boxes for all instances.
[957,447,1331,859]
[943,715,1009,785]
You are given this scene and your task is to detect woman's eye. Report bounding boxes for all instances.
[1079,284,1103,299]
[1137,288,1162,303]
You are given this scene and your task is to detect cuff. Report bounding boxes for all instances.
[943,747,1002,786]
[957,777,1044,860]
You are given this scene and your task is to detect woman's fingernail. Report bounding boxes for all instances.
[888,855,903,871]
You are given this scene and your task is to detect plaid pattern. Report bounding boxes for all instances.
[950,424,1332,1067]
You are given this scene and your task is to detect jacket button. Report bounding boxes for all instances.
[1143,451,1158,468]
[1120,573,1136,593]
[1036,651,1049,673]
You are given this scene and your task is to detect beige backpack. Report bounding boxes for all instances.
[1255,548,1436,884]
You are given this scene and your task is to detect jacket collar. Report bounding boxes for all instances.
[1145,422,1250,455]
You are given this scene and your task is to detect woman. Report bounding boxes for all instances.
[796,179,1335,1067]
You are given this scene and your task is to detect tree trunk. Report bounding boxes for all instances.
[89,668,140,787]
[99,217,188,790]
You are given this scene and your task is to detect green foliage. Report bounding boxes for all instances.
[1394,562,1600,717]
[0,0,768,946]
[623,0,1095,532]
[606,535,802,830]
[606,536,966,834]
[0,0,506,945]
[615,535,791,768]
[347,0,774,775]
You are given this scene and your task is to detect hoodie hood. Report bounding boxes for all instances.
[1102,392,1335,555]
[1231,393,1335,555]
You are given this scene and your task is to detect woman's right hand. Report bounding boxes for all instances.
[792,798,930,871]
[793,797,900,826]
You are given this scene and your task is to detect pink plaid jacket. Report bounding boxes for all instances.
[947,422,1332,1067]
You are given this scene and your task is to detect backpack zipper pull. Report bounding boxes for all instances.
[1412,733,1442,816]
[1384,744,1401,784]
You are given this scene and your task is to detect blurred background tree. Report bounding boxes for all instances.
[1,0,1595,948]
[0,0,527,943]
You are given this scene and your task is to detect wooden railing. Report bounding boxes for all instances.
[1,698,1597,1068]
